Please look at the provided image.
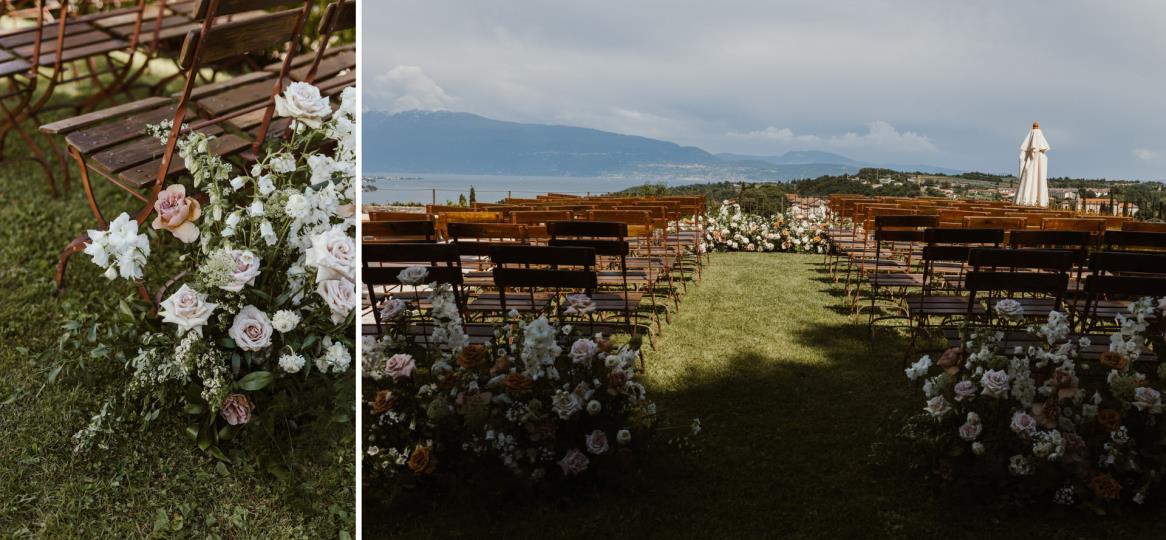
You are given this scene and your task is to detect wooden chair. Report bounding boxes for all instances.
[483,244,598,318]
[367,211,430,221]
[364,220,436,243]
[1102,230,1166,252]
[447,222,527,288]
[1077,251,1166,332]
[361,242,464,340]
[548,220,653,346]
[862,214,937,328]
[964,248,1076,327]
[1122,221,1166,233]
[1,0,152,195]
[42,0,312,291]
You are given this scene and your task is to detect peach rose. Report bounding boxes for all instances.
[370,390,394,415]
[151,184,201,243]
[220,393,254,426]
[457,344,488,370]
[1096,409,1122,432]
[1099,351,1128,371]
[1090,473,1121,501]
[503,373,533,397]
[407,445,438,475]
[936,347,962,374]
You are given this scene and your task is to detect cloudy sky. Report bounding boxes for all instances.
[366,0,1166,179]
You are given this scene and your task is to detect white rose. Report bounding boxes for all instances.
[396,266,428,286]
[378,298,407,320]
[616,429,632,444]
[924,396,951,417]
[1010,411,1038,435]
[585,430,609,455]
[274,81,332,128]
[318,278,356,324]
[228,305,273,351]
[1133,387,1162,413]
[315,336,351,373]
[279,353,306,373]
[994,299,1024,320]
[569,339,599,364]
[272,310,301,333]
[220,249,261,293]
[159,284,216,336]
[586,399,601,415]
[305,226,355,282]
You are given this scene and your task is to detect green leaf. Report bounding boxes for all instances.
[46,365,62,384]
[184,424,200,442]
[197,423,214,451]
[1,392,19,406]
[217,424,236,442]
[207,445,230,463]
[218,337,236,350]
[301,334,318,351]
[183,403,206,415]
[153,508,170,533]
[236,371,273,391]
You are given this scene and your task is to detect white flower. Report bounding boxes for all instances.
[228,305,273,351]
[84,212,150,280]
[585,430,609,455]
[562,294,595,315]
[305,226,355,282]
[247,199,265,217]
[1008,455,1035,476]
[284,193,310,220]
[279,353,306,373]
[958,421,982,441]
[316,336,351,373]
[272,310,301,333]
[269,153,296,174]
[586,399,601,415]
[337,86,356,119]
[274,82,332,128]
[905,355,932,381]
[318,278,356,324]
[260,220,277,246]
[229,176,246,190]
[972,442,985,456]
[257,175,276,195]
[616,429,632,444]
[219,249,261,293]
[159,284,216,336]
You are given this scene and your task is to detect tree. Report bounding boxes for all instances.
[469,186,477,205]
[457,193,467,207]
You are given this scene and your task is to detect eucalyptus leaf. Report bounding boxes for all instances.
[236,371,273,391]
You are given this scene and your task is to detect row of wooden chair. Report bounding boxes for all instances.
[29,0,355,290]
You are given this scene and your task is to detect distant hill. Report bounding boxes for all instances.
[716,151,962,175]
[363,110,714,176]
[363,110,963,178]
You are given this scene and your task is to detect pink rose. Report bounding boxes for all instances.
[151,184,201,243]
[979,370,1010,398]
[1133,387,1162,413]
[607,369,628,395]
[220,393,254,425]
[228,305,273,351]
[385,353,416,380]
[953,380,977,401]
[558,448,590,476]
[586,430,609,455]
[569,339,599,364]
[1010,411,1037,436]
[958,421,982,441]
[1051,368,1079,399]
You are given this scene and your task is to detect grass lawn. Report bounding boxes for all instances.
[376,252,1166,539]
[0,115,354,536]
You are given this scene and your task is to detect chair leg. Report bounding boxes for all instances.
[56,233,90,292]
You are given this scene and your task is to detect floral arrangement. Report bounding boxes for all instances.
[70,83,357,459]
[704,201,829,253]
[896,297,1166,511]
[363,271,699,497]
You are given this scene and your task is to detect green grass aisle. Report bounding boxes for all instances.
[384,253,1166,539]
[0,133,353,536]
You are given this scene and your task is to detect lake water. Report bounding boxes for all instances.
[362,173,702,204]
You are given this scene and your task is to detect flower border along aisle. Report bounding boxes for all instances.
[897,298,1166,512]
[70,84,357,460]
[703,200,830,253]
[363,274,701,500]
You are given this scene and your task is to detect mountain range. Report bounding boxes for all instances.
[363,110,962,179]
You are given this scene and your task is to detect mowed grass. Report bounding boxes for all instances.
[0,114,354,536]
[379,253,1166,539]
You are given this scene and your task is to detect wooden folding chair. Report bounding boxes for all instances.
[1077,251,1166,332]
[364,220,436,243]
[963,247,1076,328]
[1,0,151,194]
[42,0,312,290]
[1122,221,1166,233]
[484,244,598,318]
[548,220,654,346]
[1102,230,1166,252]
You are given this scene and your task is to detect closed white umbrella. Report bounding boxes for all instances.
[1014,121,1050,207]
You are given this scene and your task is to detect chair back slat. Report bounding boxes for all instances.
[1123,221,1166,233]
[969,248,1076,271]
[1103,230,1166,251]
[178,9,304,69]
[193,0,301,18]
[364,221,436,242]
[368,211,430,221]
[1089,251,1166,275]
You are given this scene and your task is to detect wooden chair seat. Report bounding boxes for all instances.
[466,292,553,313]
[868,272,923,288]
[904,295,987,316]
